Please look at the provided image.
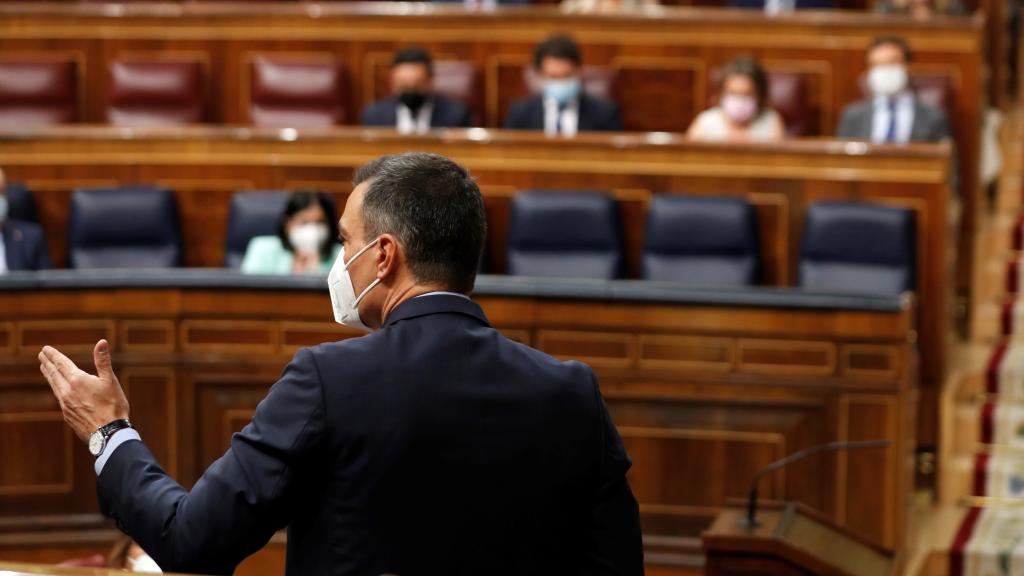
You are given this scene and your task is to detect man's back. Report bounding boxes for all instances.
[97,294,643,575]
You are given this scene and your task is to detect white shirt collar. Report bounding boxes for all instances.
[396,99,434,135]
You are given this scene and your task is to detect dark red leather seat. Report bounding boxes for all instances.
[107,60,204,126]
[249,57,347,127]
[432,60,482,125]
[0,60,78,127]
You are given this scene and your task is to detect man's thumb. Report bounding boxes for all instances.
[93,339,114,378]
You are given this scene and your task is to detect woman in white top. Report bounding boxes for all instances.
[687,56,786,143]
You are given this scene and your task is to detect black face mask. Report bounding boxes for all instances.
[397,90,429,114]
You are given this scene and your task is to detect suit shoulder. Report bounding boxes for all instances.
[501,335,597,388]
[361,99,394,125]
[841,99,873,118]
[505,96,539,124]
[6,219,44,241]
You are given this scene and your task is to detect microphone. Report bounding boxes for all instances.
[739,439,892,529]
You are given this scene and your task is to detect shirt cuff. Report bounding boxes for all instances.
[94,428,142,476]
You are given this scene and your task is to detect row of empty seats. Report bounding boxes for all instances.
[11,185,916,295]
[0,57,954,131]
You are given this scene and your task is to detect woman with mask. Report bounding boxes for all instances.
[686,56,785,143]
[241,190,341,275]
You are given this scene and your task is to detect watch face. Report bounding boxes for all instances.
[88,431,104,457]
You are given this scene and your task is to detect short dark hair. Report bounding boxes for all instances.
[533,34,582,70]
[392,46,434,75]
[868,36,913,63]
[720,55,770,112]
[278,190,340,261]
[353,153,486,293]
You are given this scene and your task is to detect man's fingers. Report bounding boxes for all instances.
[93,339,115,381]
[38,353,70,394]
[41,346,80,379]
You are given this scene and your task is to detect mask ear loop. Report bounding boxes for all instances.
[343,237,381,271]
[346,237,384,308]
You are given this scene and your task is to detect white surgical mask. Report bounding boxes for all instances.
[867,65,908,97]
[721,94,758,125]
[327,238,381,332]
[288,223,328,254]
[127,554,162,573]
[0,195,7,223]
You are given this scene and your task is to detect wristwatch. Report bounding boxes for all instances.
[88,419,133,457]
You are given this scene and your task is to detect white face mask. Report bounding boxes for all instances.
[127,553,162,573]
[327,237,381,332]
[0,195,7,223]
[288,222,328,254]
[868,65,908,97]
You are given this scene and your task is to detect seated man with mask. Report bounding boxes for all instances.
[503,34,622,136]
[361,47,473,134]
[0,168,51,274]
[837,36,951,144]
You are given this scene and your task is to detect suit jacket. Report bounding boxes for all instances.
[97,294,643,575]
[361,95,473,129]
[835,97,952,143]
[503,94,623,132]
[728,0,834,8]
[836,97,958,190]
[2,219,51,271]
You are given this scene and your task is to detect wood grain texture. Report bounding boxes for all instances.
[0,283,915,570]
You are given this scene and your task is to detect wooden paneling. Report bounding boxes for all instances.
[0,127,951,450]
[0,281,916,567]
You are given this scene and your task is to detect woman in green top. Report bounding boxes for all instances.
[241,191,342,275]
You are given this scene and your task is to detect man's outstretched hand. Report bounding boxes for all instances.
[39,339,129,442]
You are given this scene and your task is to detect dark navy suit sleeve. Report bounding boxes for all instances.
[586,372,644,575]
[604,101,623,131]
[29,226,51,270]
[96,347,327,575]
[504,100,530,129]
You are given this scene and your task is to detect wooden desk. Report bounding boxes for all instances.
[0,271,916,572]
[0,126,953,449]
[0,2,985,252]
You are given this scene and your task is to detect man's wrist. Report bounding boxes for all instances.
[94,428,142,476]
[88,419,133,457]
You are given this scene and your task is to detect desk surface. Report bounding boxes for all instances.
[0,269,910,313]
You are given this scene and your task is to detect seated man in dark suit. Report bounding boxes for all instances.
[0,168,51,273]
[729,0,833,11]
[504,34,622,135]
[837,36,951,144]
[361,47,473,134]
[38,152,644,575]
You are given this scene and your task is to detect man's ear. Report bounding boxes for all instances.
[375,234,400,280]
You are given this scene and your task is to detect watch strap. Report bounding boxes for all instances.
[98,419,132,439]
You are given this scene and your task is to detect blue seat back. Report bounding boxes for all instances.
[799,201,916,295]
[507,190,622,280]
[68,186,181,269]
[642,195,759,286]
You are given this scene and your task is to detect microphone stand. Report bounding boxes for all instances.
[739,439,891,530]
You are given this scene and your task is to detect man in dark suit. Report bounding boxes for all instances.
[362,47,473,134]
[504,34,622,135]
[0,169,51,273]
[836,36,952,144]
[38,152,644,575]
